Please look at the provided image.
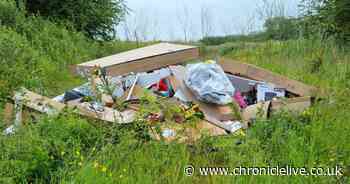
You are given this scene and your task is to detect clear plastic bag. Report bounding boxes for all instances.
[185,62,235,105]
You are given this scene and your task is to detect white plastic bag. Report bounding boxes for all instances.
[185,62,235,105]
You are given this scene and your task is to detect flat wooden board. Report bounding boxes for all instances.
[77,43,199,76]
[219,58,317,96]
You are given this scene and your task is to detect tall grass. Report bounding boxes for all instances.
[0,1,349,182]
[1,38,348,183]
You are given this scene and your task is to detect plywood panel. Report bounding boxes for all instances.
[76,43,199,76]
[106,48,199,76]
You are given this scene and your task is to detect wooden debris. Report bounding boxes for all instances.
[74,103,135,124]
[219,58,317,96]
[122,85,148,101]
[15,88,135,124]
[76,43,199,76]
[242,101,271,122]
[270,96,312,114]
[19,89,65,115]
[3,103,14,126]
[126,74,139,101]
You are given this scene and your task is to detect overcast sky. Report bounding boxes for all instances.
[116,0,300,41]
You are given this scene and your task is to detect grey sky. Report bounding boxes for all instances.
[117,0,300,41]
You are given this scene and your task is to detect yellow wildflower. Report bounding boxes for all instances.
[101,166,107,172]
[93,162,99,168]
[239,130,246,137]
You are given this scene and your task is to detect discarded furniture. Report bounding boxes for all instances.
[4,43,316,142]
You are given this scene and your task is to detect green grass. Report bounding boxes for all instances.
[0,1,349,181]
[1,39,349,183]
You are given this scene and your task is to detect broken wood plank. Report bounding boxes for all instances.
[19,89,65,115]
[218,58,317,96]
[77,43,199,76]
[16,89,135,124]
[270,96,312,114]
[242,101,271,122]
[73,103,135,124]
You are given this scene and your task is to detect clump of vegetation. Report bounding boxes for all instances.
[0,113,103,183]
[21,0,127,40]
[300,0,350,44]
[0,0,140,106]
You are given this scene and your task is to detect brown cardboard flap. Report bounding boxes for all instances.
[219,58,317,96]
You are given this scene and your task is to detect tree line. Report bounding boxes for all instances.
[201,0,349,45]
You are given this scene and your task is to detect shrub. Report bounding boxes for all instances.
[22,0,127,40]
[0,0,25,28]
[0,27,44,103]
[300,0,350,44]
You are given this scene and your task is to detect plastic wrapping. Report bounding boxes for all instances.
[185,62,235,105]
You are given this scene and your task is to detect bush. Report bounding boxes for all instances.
[200,33,265,46]
[0,0,25,28]
[263,16,299,40]
[22,0,127,40]
[0,27,44,103]
[300,0,350,44]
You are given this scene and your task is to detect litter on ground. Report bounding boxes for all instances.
[3,43,317,142]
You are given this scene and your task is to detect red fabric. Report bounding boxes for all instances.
[157,79,168,91]
[150,79,168,91]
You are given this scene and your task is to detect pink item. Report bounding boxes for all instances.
[234,91,247,108]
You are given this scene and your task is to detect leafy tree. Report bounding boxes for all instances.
[19,0,127,40]
[263,16,299,40]
[300,0,350,44]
